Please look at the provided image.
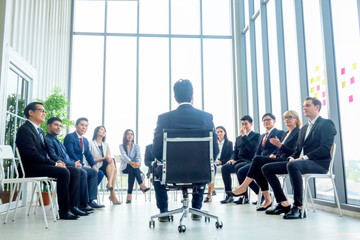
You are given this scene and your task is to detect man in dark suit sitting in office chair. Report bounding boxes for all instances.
[15,102,81,220]
[152,79,219,222]
[262,97,337,219]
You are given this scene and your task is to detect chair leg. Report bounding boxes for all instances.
[27,183,37,216]
[4,182,18,224]
[36,182,49,229]
[44,181,56,222]
[257,189,262,208]
[331,177,343,217]
[306,181,315,212]
[12,183,23,221]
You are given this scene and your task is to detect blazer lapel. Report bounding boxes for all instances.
[283,127,299,145]
[26,121,46,148]
[73,132,82,150]
[304,117,321,143]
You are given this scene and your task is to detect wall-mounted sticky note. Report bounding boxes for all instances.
[323,99,326,106]
[322,79,326,85]
[314,92,318,98]
[316,76,320,81]
[322,91,326,98]
[311,87,314,93]
[349,95,354,103]
[311,78,315,83]
[315,66,319,71]
[341,68,345,75]
[342,81,346,88]
[353,62,357,70]
[317,85,320,91]
[350,76,355,84]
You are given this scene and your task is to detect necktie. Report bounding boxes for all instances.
[262,132,269,147]
[57,139,71,162]
[37,128,45,144]
[79,137,84,150]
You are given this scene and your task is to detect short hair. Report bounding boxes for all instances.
[174,79,193,103]
[262,113,276,120]
[216,126,229,142]
[283,110,302,127]
[240,115,253,124]
[76,117,88,125]
[92,126,106,142]
[24,102,43,119]
[47,117,62,125]
[305,96,322,111]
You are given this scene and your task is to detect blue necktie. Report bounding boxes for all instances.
[37,128,45,144]
[56,138,71,162]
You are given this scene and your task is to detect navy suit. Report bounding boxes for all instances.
[152,104,219,213]
[46,133,97,206]
[262,117,337,206]
[16,121,81,212]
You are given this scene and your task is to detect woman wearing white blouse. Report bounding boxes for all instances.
[89,126,120,204]
[119,129,149,203]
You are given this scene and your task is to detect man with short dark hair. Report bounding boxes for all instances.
[16,102,81,220]
[64,118,105,209]
[220,115,260,204]
[152,79,219,222]
[46,117,91,215]
[262,97,337,219]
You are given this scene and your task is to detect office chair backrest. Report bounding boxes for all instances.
[161,129,214,184]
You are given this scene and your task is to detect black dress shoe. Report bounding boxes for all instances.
[265,204,291,215]
[256,202,272,211]
[220,195,234,204]
[203,197,212,203]
[191,213,202,220]
[234,197,249,205]
[226,191,246,197]
[283,206,306,219]
[89,200,105,208]
[158,216,170,222]
[79,205,94,212]
[59,210,79,220]
[71,207,90,216]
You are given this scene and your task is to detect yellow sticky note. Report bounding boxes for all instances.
[315,66,319,71]
[314,92,318,98]
[322,79,326,85]
[311,87,314,93]
[311,78,315,83]
[353,62,357,70]
[316,76,320,81]
[342,81,346,88]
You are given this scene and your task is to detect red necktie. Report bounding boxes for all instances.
[80,137,84,150]
[262,132,269,147]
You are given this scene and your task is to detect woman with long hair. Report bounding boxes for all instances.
[90,126,120,204]
[119,129,149,203]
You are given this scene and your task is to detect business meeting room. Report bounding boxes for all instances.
[0,0,359,239]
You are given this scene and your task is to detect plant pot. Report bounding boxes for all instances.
[1,191,18,203]
[38,192,53,206]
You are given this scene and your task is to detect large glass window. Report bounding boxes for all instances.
[73,1,105,33]
[246,32,254,119]
[332,0,360,205]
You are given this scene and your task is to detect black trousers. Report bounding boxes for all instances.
[221,160,248,192]
[24,164,81,211]
[246,156,285,191]
[262,160,328,207]
[123,164,143,194]
[236,164,259,195]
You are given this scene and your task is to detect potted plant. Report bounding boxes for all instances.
[38,183,53,206]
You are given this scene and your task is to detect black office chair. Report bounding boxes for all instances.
[149,129,223,233]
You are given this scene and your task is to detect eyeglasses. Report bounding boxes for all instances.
[283,116,296,120]
[34,108,46,114]
[262,118,273,122]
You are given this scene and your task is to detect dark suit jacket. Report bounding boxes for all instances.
[273,127,300,161]
[217,140,233,165]
[255,128,286,157]
[46,133,76,167]
[144,144,154,168]
[16,121,58,168]
[152,104,219,161]
[290,116,337,170]
[64,132,96,167]
[231,131,261,163]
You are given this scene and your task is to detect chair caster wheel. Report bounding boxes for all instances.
[178,225,186,233]
[205,217,210,222]
[215,221,223,229]
[149,220,155,228]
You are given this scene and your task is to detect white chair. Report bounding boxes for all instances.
[302,144,342,217]
[0,145,52,228]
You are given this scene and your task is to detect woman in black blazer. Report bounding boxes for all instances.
[204,126,233,202]
[229,110,301,210]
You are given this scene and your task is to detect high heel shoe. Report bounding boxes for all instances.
[141,187,150,193]
[256,202,272,211]
[226,190,246,197]
[109,196,121,205]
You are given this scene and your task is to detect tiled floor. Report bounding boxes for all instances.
[1,191,359,240]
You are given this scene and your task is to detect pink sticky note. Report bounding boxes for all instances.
[349,95,353,103]
[317,85,320,91]
[350,76,355,84]
[322,91,325,98]
[341,68,345,75]
[323,99,326,106]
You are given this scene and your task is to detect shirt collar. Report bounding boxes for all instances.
[247,130,253,136]
[75,131,82,139]
[309,115,320,126]
[265,127,275,135]
[28,119,40,131]
[178,102,192,107]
